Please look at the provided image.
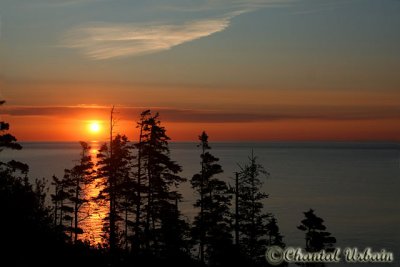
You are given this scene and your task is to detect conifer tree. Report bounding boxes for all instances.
[266,216,285,247]
[131,110,151,252]
[297,209,336,252]
[51,175,73,232]
[0,100,23,169]
[97,134,134,250]
[134,110,187,256]
[191,131,233,265]
[50,142,95,242]
[64,142,95,243]
[234,151,271,265]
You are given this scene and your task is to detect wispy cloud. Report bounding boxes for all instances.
[62,0,294,60]
[63,17,231,60]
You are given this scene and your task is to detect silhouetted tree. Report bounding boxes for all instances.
[297,209,336,253]
[95,107,136,254]
[134,110,188,257]
[97,134,134,251]
[51,175,62,227]
[0,101,23,170]
[62,142,95,243]
[130,110,151,253]
[266,216,285,247]
[51,174,73,234]
[0,100,69,266]
[191,131,233,266]
[112,136,135,251]
[234,151,271,265]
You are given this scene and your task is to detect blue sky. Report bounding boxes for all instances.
[1,0,399,86]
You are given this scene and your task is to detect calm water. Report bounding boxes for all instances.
[2,141,399,266]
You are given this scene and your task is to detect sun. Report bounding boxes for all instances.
[89,121,101,133]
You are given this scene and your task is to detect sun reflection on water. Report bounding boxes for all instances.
[79,141,108,245]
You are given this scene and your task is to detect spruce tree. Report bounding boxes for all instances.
[51,175,73,233]
[131,110,151,252]
[134,110,187,257]
[97,134,134,250]
[235,151,271,265]
[191,131,233,266]
[63,142,95,243]
[0,100,23,168]
[266,216,285,247]
[297,209,337,252]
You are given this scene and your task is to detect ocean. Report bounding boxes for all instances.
[1,141,399,266]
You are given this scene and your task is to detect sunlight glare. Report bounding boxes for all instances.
[89,121,101,134]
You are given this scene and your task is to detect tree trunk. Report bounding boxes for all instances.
[145,161,152,250]
[74,175,79,243]
[109,106,116,253]
[200,144,205,263]
[235,172,239,247]
[134,123,143,251]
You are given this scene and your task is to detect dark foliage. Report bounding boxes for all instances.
[298,209,336,252]
[1,104,294,267]
[191,131,233,266]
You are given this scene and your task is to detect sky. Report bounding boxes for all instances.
[0,0,400,142]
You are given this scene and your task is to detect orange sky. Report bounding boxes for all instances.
[2,83,400,142]
[3,113,400,142]
[2,83,400,141]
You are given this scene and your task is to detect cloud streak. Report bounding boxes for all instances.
[2,105,400,123]
[62,0,293,59]
[63,17,231,60]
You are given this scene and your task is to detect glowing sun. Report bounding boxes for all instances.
[89,121,101,133]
